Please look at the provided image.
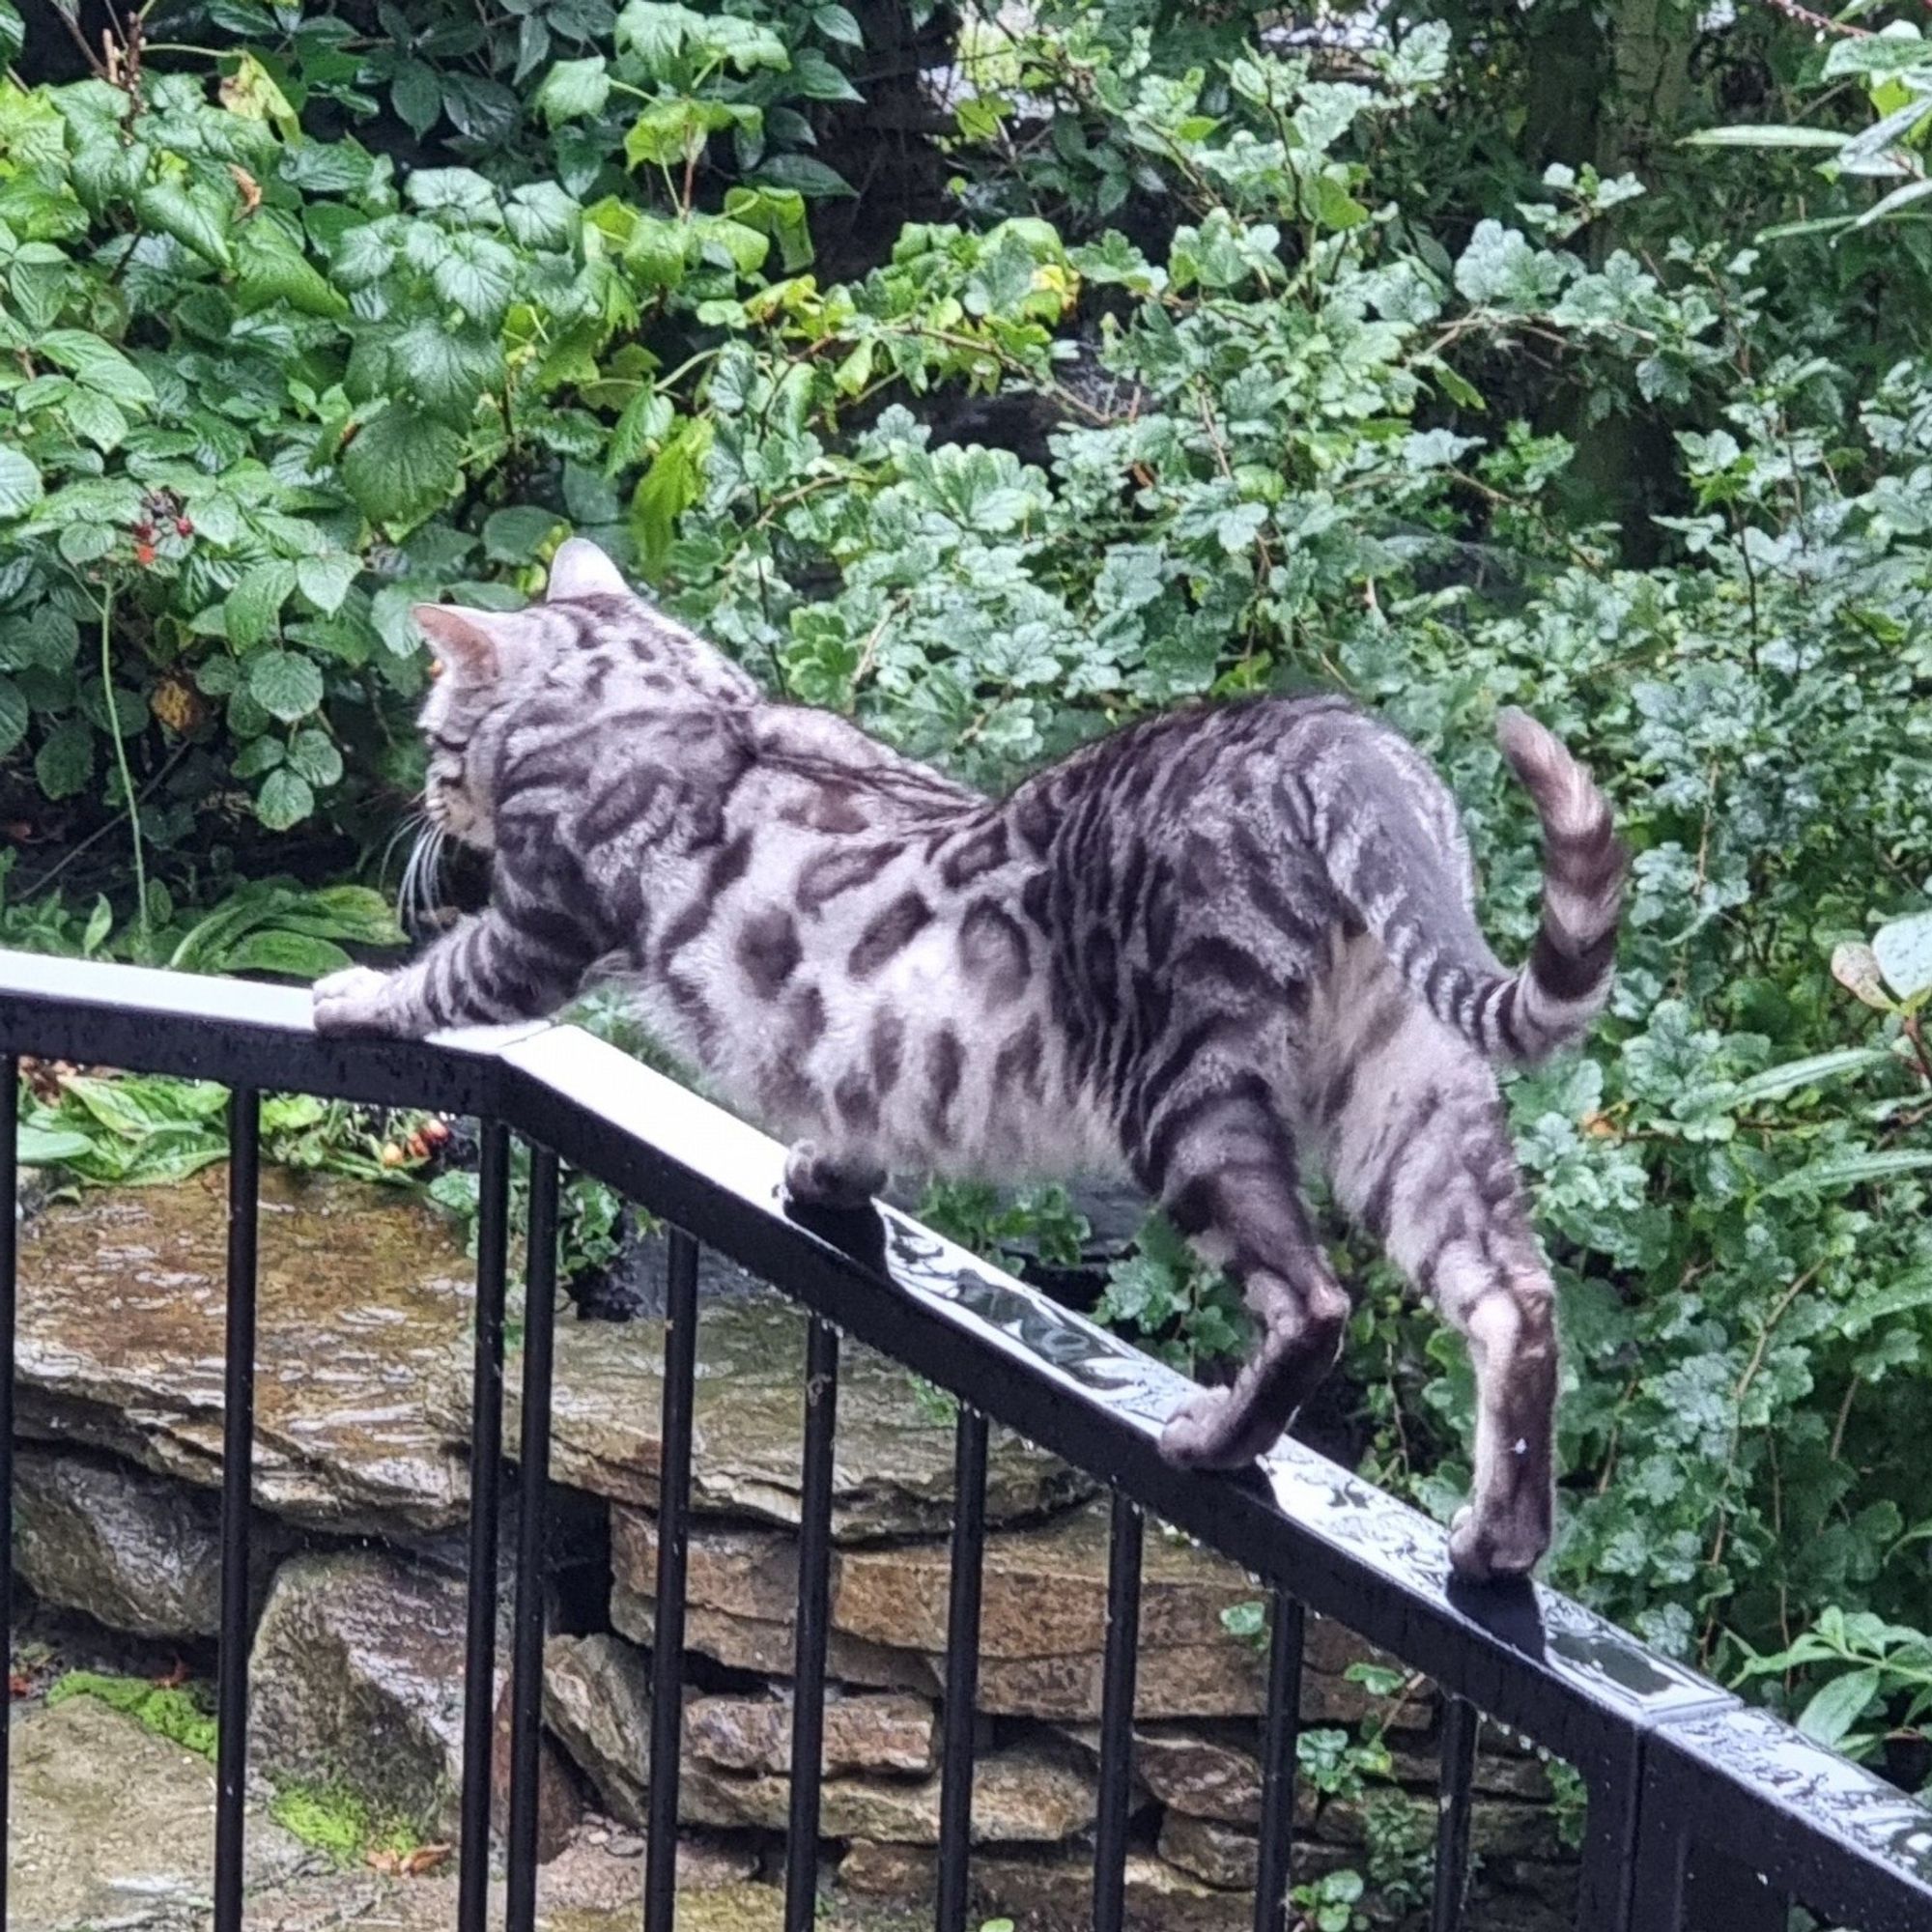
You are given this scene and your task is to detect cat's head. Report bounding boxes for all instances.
[408,537,755,852]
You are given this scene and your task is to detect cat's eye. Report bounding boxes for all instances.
[426,658,443,680]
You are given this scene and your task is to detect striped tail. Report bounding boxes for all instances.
[1330,709,1626,1065]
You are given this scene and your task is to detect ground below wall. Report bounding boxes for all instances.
[9,1170,1582,1930]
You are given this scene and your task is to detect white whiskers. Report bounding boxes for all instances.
[396,814,449,937]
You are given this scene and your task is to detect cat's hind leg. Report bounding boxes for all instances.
[1324,1030,1556,1581]
[1135,1083,1350,1471]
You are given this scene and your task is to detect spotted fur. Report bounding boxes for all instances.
[314,540,1625,1579]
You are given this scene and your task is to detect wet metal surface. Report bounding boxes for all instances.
[6,949,1932,1932]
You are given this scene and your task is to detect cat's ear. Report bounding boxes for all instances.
[546,537,630,603]
[412,605,510,682]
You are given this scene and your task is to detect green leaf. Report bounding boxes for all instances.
[484,505,566,563]
[256,766,316,830]
[286,729,344,787]
[297,554,359,615]
[391,320,504,428]
[136,179,234,270]
[38,330,156,408]
[0,447,43,519]
[221,927,348,978]
[247,648,326,722]
[16,1124,96,1167]
[234,224,349,319]
[1766,1150,1932,1199]
[1796,1667,1883,1748]
[812,3,863,44]
[1681,125,1853,150]
[0,673,26,757]
[430,232,518,327]
[753,154,855,198]
[1838,1268,1932,1340]
[63,387,128,452]
[535,55,611,124]
[34,718,94,799]
[0,0,22,66]
[1722,1048,1898,1108]
[225,560,298,649]
[391,59,443,139]
[1873,910,1932,1002]
[340,406,463,528]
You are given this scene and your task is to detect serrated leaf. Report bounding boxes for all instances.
[247,648,326,722]
[34,717,94,798]
[1873,910,1932,1002]
[484,504,566,562]
[136,179,234,270]
[504,182,581,249]
[222,928,349,978]
[430,231,517,326]
[256,766,316,830]
[297,553,358,614]
[63,387,128,452]
[38,330,156,408]
[391,320,504,427]
[235,224,349,318]
[286,729,344,787]
[0,673,26,757]
[340,405,463,528]
[0,447,43,518]
[536,55,611,124]
[1838,1267,1932,1339]
[225,559,298,648]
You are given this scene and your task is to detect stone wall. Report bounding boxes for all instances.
[12,1170,1579,1928]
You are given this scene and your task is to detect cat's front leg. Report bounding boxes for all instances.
[782,1139,887,1210]
[312,903,594,1038]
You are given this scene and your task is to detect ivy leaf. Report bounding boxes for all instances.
[535,55,611,124]
[340,405,463,528]
[256,766,316,831]
[247,648,326,722]
[0,447,43,519]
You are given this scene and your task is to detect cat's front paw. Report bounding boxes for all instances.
[312,966,399,1037]
[783,1140,886,1210]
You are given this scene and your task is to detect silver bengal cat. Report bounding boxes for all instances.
[314,539,1625,1580]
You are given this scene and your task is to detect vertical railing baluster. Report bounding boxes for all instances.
[1093,1490,1144,1932]
[1430,1694,1478,1932]
[644,1226,701,1932]
[935,1405,989,1932]
[1,1055,17,1926]
[506,1145,560,1932]
[783,1316,840,1932]
[1252,1587,1305,1932]
[458,1122,510,1932]
[213,1088,260,1932]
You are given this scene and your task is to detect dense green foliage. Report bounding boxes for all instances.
[3,0,1932,1816]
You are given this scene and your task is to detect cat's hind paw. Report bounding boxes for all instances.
[312,966,398,1037]
[1447,1503,1546,1583]
[783,1141,886,1211]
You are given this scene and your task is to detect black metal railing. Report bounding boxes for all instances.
[2,944,1930,1932]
